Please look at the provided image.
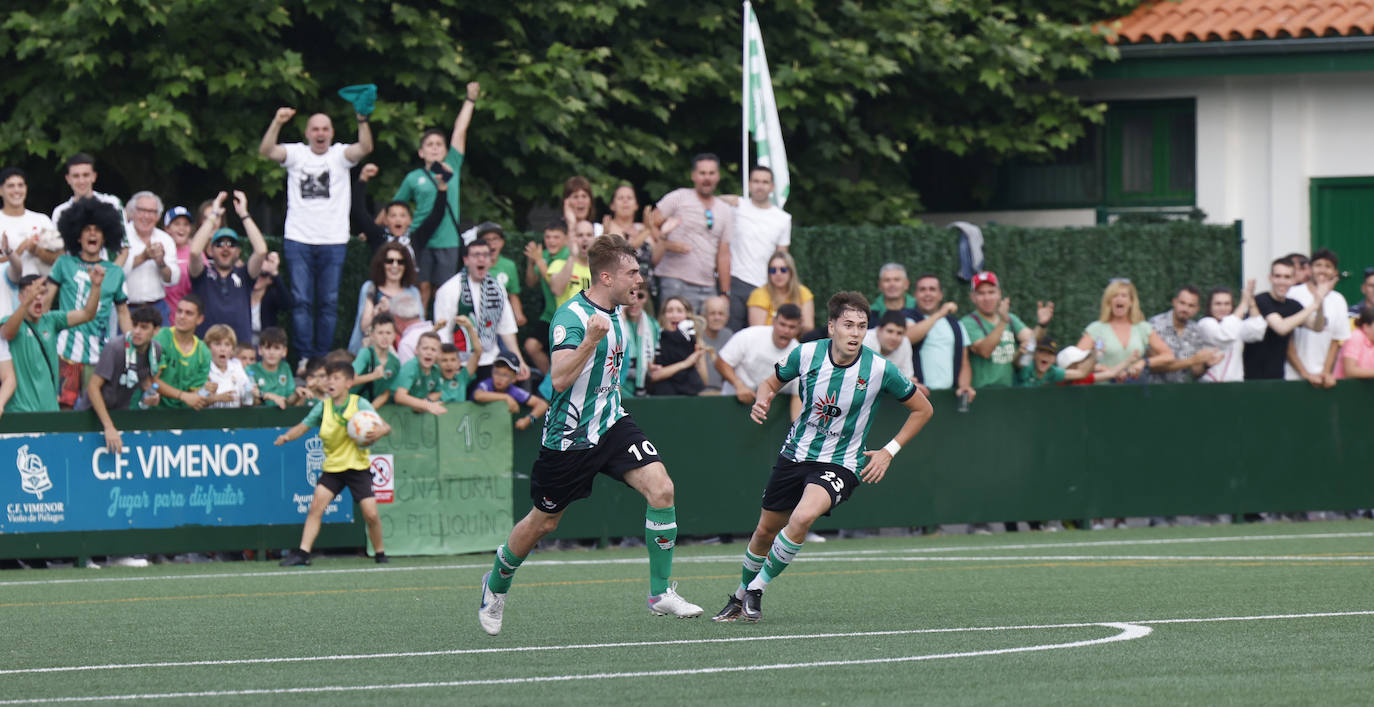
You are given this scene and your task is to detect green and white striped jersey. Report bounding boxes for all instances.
[776,339,916,471]
[49,255,129,365]
[541,292,629,451]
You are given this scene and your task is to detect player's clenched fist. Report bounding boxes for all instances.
[585,313,611,343]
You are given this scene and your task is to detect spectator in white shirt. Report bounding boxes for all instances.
[122,191,180,324]
[203,324,254,408]
[0,168,59,291]
[1285,248,1349,388]
[718,166,791,331]
[1197,282,1266,383]
[390,292,432,365]
[715,302,801,404]
[863,310,924,394]
[434,239,528,387]
[50,153,123,228]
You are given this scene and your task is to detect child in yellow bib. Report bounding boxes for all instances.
[275,359,392,566]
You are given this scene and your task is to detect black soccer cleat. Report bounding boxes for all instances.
[741,588,763,622]
[712,595,744,622]
[278,549,311,567]
[374,552,389,564]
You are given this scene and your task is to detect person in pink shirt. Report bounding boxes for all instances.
[1335,306,1374,379]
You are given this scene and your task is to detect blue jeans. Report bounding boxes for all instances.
[284,240,348,359]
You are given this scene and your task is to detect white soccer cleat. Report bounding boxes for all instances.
[648,582,703,618]
[478,571,506,636]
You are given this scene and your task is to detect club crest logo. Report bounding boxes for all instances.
[812,393,842,425]
[539,496,558,510]
[278,373,287,386]
[17,445,53,500]
[653,535,675,550]
[855,377,868,391]
[605,342,625,381]
[552,325,567,346]
[304,436,325,487]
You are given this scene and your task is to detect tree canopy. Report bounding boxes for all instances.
[0,0,1134,226]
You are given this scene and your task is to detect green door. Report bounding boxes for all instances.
[1310,177,1374,305]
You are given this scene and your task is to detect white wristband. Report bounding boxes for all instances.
[883,439,901,457]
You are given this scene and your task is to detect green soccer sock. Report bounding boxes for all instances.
[487,543,525,594]
[645,505,677,596]
[736,549,767,598]
[746,530,803,592]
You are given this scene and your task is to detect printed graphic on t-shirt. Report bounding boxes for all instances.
[300,171,330,199]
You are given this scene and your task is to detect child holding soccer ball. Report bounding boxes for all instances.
[275,359,392,566]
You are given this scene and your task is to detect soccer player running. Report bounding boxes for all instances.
[714,291,934,623]
[479,234,703,636]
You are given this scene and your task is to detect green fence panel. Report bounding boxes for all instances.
[510,381,1374,542]
[370,402,513,556]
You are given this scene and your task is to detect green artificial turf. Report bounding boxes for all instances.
[3,520,1372,705]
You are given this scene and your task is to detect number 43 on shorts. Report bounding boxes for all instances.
[819,470,844,493]
[627,440,658,462]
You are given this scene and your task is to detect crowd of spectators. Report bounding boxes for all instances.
[2,91,1372,541]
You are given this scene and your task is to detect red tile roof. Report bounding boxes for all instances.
[1112,0,1374,44]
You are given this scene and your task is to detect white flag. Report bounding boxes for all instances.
[743,1,790,208]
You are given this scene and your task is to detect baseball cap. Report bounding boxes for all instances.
[493,351,519,371]
[1035,337,1057,355]
[211,228,241,247]
[1056,345,1090,369]
[971,271,999,289]
[163,205,193,227]
[476,221,504,240]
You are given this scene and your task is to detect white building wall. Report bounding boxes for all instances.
[1077,71,1374,282]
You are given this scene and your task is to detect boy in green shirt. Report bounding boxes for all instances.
[437,340,479,403]
[152,294,212,410]
[1,271,104,412]
[247,326,298,408]
[275,359,392,567]
[392,331,447,415]
[351,312,400,407]
[521,221,569,374]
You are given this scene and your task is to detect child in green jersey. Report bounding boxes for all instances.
[247,327,298,408]
[351,312,400,407]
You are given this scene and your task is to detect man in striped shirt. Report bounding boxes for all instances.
[714,291,934,623]
[479,234,703,636]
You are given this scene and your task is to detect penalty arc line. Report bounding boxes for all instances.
[3,609,1371,679]
[0,531,1368,588]
[0,623,1153,704]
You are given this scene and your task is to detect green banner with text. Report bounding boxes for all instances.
[370,402,512,556]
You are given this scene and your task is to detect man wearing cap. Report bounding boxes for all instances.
[259,103,373,364]
[479,222,526,327]
[1146,285,1222,384]
[0,167,58,292]
[50,153,123,228]
[187,191,269,344]
[960,271,1053,389]
[161,205,195,320]
[122,191,180,325]
[392,81,481,307]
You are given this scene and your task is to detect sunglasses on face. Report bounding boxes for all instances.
[769,267,789,274]
[705,209,714,230]
[385,258,406,265]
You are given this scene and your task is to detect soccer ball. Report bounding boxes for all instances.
[346,410,384,445]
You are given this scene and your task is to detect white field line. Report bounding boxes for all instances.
[0,623,1154,704]
[3,609,1370,680]
[0,530,1368,589]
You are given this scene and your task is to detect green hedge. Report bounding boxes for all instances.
[272,220,1241,357]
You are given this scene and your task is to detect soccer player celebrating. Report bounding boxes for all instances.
[478,234,703,636]
[713,291,934,623]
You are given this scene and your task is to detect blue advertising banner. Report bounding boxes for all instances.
[1,428,351,534]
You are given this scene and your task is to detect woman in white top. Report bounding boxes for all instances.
[1197,281,1266,383]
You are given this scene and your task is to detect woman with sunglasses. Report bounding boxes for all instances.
[348,243,420,352]
[746,251,814,331]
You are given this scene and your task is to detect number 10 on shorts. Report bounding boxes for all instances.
[627,440,658,463]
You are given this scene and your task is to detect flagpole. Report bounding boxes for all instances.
[742,0,750,187]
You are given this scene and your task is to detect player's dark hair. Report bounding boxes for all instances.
[325,359,355,378]
[775,303,803,322]
[130,306,162,328]
[827,291,871,324]
[588,234,636,283]
[259,326,288,348]
[877,310,906,330]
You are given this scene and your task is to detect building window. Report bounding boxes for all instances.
[1106,99,1196,206]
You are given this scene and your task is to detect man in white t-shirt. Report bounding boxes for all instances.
[121,191,180,324]
[716,302,800,402]
[259,106,373,364]
[1285,248,1349,387]
[0,167,58,315]
[719,166,791,331]
[49,153,123,228]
